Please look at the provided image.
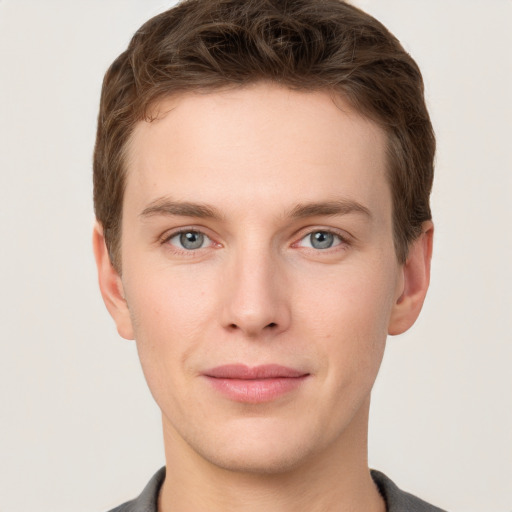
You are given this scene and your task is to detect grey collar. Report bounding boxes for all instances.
[108,466,447,512]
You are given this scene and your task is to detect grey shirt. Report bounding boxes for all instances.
[108,467,447,512]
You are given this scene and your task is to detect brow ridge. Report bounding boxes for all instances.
[288,200,371,219]
[139,198,371,221]
[140,198,222,220]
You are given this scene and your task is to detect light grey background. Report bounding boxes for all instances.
[0,1,510,511]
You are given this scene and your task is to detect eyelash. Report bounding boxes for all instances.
[293,229,349,251]
[160,227,351,255]
[161,228,217,255]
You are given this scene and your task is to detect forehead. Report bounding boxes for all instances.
[124,84,389,221]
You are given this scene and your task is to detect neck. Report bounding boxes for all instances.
[159,398,385,512]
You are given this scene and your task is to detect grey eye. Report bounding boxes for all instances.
[168,231,207,250]
[309,231,335,249]
[180,231,205,250]
[297,230,344,250]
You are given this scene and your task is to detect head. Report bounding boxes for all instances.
[93,0,435,272]
[92,0,435,478]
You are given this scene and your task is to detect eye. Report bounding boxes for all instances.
[167,230,211,250]
[298,230,344,250]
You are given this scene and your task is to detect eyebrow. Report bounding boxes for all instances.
[288,200,371,219]
[140,198,223,220]
[139,197,371,221]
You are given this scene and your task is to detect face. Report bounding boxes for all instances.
[95,84,429,475]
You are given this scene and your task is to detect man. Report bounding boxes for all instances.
[92,0,445,510]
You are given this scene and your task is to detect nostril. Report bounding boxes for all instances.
[226,321,278,332]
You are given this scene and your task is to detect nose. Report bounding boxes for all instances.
[220,247,291,338]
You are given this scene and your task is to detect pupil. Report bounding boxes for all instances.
[180,231,204,249]
[311,231,333,249]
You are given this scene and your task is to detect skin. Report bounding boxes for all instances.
[94,83,433,512]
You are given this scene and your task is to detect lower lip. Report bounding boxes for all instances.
[204,376,308,403]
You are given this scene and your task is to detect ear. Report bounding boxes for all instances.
[92,222,134,340]
[388,222,434,336]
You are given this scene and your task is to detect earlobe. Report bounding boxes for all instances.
[92,222,134,340]
[388,222,434,336]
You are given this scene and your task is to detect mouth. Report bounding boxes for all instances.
[202,364,310,403]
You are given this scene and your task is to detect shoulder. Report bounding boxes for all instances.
[106,467,166,512]
[371,470,448,512]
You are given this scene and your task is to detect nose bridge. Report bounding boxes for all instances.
[221,237,289,336]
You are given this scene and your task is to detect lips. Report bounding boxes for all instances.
[202,364,309,403]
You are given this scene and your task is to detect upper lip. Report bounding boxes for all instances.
[203,364,308,379]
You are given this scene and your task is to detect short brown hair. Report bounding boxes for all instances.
[94,0,435,270]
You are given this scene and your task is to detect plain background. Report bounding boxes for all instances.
[0,0,511,510]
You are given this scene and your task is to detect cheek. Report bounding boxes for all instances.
[296,262,397,372]
[301,261,396,330]
[123,268,218,386]
[126,262,217,333]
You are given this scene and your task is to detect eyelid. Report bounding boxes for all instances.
[159,226,220,252]
[291,227,352,250]
[157,225,352,254]
[160,225,208,242]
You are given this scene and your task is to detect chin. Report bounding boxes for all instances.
[180,416,328,476]
[199,440,314,475]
